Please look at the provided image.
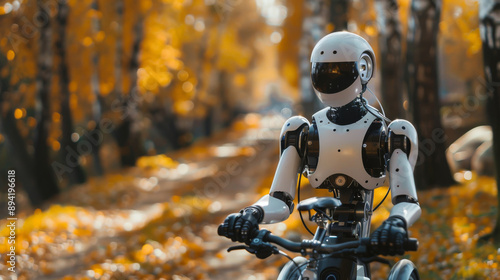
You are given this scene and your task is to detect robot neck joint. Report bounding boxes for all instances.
[326,97,367,125]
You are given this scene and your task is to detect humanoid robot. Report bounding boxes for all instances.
[219,31,421,257]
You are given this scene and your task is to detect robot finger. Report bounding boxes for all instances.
[240,220,252,242]
[221,214,232,237]
[370,230,380,250]
[226,213,240,241]
[234,217,244,242]
[380,224,390,247]
[395,232,405,255]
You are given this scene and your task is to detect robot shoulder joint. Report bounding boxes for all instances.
[280,116,310,157]
[387,119,418,167]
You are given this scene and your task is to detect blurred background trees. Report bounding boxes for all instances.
[479,0,500,244]
[0,0,275,206]
[0,0,492,217]
[406,0,455,188]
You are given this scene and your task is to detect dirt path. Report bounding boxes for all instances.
[5,114,289,280]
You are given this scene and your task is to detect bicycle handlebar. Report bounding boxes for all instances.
[218,225,418,256]
[263,231,418,254]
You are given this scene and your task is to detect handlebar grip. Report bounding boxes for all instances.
[361,237,418,252]
[404,238,418,251]
[217,224,225,236]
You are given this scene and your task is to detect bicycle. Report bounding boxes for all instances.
[218,196,419,280]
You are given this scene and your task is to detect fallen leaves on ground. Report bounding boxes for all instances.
[0,196,213,280]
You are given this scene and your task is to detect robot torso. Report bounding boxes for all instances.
[306,106,387,190]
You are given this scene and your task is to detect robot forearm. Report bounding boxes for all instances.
[252,194,291,224]
[387,120,420,227]
[269,146,301,201]
[388,149,418,204]
[251,145,302,224]
[390,202,421,227]
[388,149,421,227]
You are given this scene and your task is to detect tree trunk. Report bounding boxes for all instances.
[376,0,404,119]
[329,0,348,31]
[56,1,86,185]
[150,105,182,150]
[114,14,145,166]
[114,0,124,98]
[34,0,60,201]
[1,110,43,206]
[0,36,42,206]
[299,0,332,118]
[406,0,455,189]
[89,0,104,176]
[479,1,500,245]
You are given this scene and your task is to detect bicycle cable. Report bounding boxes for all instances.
[297,156,315,236]
[288,248,357,276]
[360,86,391,135]
[359,86,392,213]
[372,187,390,212]
[289,257,310,277]
[276,250,301,272]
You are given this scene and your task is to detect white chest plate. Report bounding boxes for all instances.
[307,108,386,190]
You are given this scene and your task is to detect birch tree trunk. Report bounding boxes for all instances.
[406,0,455,188]
[376,0,404,119]
[479,0,500,244]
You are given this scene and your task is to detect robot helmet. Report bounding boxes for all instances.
[310,31,375,107]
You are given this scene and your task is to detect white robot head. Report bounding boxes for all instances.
[310,31,375,107]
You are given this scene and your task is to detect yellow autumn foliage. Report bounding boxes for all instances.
[136,154,179,170]
[216,28,252,72]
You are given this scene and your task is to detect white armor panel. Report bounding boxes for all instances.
[279,116,310,153]
[388,120,418,169]
[253,195,291,224]
[310,32,375,67]
[307,107,386,190]
[388,150,418,202]
[269,146,301,198]
[390,202,421,227]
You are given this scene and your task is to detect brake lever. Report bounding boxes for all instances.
[360,256,392,267]
[227,245,251,253]
[226,230,278,259]
[227,243,277,259]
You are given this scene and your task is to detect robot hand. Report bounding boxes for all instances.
[369,216,408,256]
[218,206,263,244]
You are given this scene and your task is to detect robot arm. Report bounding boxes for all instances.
[387,120,421,227]
[218,116,309,242]
[252,116,310,224]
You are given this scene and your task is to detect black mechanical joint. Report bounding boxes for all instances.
[271,191,295,214]
[394,195,419,205]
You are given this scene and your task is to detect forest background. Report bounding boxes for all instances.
[1,0,499,279]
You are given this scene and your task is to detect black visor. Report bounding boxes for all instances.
[311,62,359,94]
